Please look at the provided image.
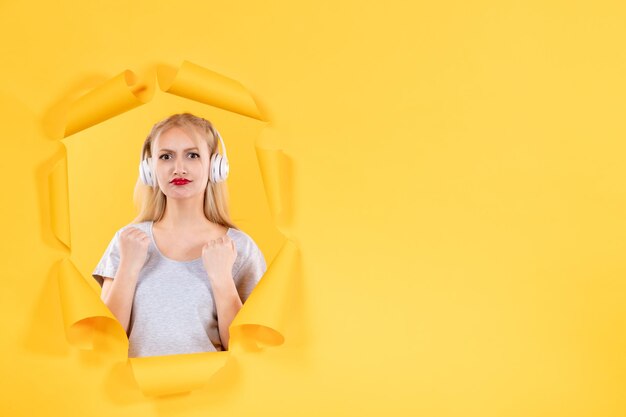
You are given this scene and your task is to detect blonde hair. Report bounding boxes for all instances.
[130,113,238,230]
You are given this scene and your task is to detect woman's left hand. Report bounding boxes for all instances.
[201,236,237,287]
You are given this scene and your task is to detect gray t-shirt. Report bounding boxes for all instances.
[92,220,267,358]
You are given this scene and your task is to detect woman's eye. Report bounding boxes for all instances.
[158,153,199,160]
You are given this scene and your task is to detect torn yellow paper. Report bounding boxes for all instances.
[129,351,230,397]
[52,60,298,397]
[48,157,70,249]
[64,70,153,137]
[157,61,264,121]
[57,257,128,355]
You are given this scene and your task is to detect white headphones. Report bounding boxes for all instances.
[139,125,229,187]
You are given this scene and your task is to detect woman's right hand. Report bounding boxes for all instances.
[118,227,150,274]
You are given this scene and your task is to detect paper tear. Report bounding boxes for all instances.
[48,156,70,248]
[157,61,265,121]
[57,258,128,355]
[53,60,300,397]
[256,147,296,237]
[129,351,230,397]
[64,70,152,137]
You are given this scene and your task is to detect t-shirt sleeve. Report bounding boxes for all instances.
[92,230,121,288]
[233,239,267,304]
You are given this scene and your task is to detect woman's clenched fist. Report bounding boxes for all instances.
[118,227,150,275]
[201,235,237,286]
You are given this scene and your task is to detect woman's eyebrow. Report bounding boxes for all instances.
[158,147,200,153]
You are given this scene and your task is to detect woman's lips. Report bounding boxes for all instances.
[171,179,191,185]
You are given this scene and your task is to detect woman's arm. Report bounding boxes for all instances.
[212,273,243,350]
[101,262,141,335]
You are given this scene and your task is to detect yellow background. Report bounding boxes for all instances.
[1,0,625,416]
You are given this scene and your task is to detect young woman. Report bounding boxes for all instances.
[92,113,266,358]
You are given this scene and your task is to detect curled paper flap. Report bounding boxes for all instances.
[57,258,128,355]
[256,147,296,236]
[157,61,264,121]
[53,61,300,397]
[64,70,153,137]
[129,351,230,397]
[49,156,70,248]
[230,239,299,350]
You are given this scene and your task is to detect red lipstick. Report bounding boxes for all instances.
[171,178,191,185]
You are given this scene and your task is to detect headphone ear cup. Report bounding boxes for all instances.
[210,153,220,183]
[140,157,154,187]
[210,153,229,183]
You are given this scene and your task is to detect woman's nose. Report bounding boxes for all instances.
[174,157,187,174]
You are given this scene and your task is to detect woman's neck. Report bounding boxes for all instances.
[157,198,214,231]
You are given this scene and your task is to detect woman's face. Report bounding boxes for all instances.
[152,126,212,199]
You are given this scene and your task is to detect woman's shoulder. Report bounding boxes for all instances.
[118,220,152,235]
[228,227,267,277]
[228,227,262,255]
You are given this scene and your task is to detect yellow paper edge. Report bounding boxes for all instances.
[52,60,299,397]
